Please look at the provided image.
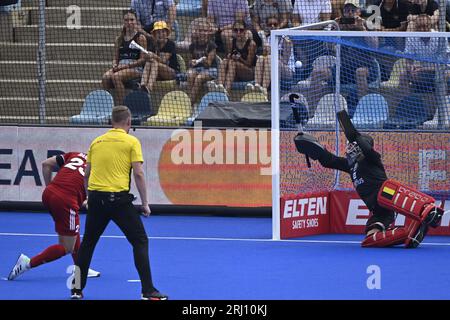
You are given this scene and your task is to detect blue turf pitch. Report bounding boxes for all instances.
[1,212,450,300]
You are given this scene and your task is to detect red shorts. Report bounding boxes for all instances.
[42,187,80,236]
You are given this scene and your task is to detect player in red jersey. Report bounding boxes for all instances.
[7,152,100,280]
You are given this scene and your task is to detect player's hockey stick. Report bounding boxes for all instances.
[289,93,311,168]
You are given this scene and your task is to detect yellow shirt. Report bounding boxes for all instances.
[87,128,143,192]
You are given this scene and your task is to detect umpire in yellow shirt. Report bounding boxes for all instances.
[71,106,167,300]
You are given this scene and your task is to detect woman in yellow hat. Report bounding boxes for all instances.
[139,20,179,93]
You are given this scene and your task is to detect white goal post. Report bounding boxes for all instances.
[270,29,450,240]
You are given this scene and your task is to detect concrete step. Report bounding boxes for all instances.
[0,61,110,80]
[0,42,114,61]
[0,97,83,118]
[47,0,130,7]
[22,0,130,8]
[14,25,122,43]
[0,115,72,124]
[0,79,100,99]
[0,13,14,42]
[27,7,125,25]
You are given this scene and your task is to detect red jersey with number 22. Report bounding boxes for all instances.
[47,152,87,206]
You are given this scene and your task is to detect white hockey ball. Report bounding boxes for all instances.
[295,61,303,68]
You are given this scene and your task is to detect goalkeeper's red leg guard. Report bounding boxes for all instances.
[378,180,444,227]
[377,180,445,248]
[361,227,408,248]
[377,180,436,221]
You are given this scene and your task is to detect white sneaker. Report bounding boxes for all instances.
[216,84,228,95]
[261,87,268,97]
[245,83,255,93]
[254,83,263,93]
[7,254,30,280]
[69,265,101,278]
[87,268,101,278]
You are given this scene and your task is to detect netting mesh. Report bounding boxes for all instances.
[280,33,450,130]
[1,0,272,126]
[1,1,449,129]
[280,130,337,197]
[276,30,450,199]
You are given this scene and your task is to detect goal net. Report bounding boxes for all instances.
[271,29,450,239]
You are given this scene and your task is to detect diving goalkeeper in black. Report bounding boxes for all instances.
[294,121,444,248]
[317,133,395,236]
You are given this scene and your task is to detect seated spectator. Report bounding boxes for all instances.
[292,0,332,26]
[176,17,216,52]
[292,0,332,80]
[139,20,179,93]
[247,15,294,97]
[207,0,252,54]
[131,0,176,38]
[211,21,257,96]
[373,0,410,51]
[186,39,220,104]
[102,9,147,104]
[251,0,292,34]
[402,14,441,94]
[304,0,379,115]
[336,0,367,27]
[337,0,378,93]
[406,0,439,31]
[373,0,410,31]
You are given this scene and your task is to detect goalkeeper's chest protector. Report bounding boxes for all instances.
[350,158,388,208]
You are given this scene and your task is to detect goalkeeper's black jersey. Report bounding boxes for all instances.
[318,142,388,211]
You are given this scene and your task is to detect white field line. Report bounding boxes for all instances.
[0,232,450,246]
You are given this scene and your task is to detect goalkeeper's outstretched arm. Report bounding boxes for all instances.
[317,148,351,173]
[294,133,350,173]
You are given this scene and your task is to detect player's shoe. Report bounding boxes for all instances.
[70,265,101,278]
[7,254,31,280]
[87,268,101,278]
[70,289,83,300]
[424,206,444,228]
[405,221,429,249]
[141,290,168,300]
[405,205,444,248]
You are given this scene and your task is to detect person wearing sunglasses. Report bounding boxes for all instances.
[211,21,257,96]
[247,16,294,97]
[207,0,252,54]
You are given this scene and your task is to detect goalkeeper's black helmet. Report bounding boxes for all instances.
[346,134,374,164]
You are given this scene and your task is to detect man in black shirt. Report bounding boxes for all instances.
[375,0,410,31]
[407,0,439,30]
[294,121,444,248]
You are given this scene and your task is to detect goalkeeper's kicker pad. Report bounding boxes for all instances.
[294,133,325,160]
[361,227,408,248]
